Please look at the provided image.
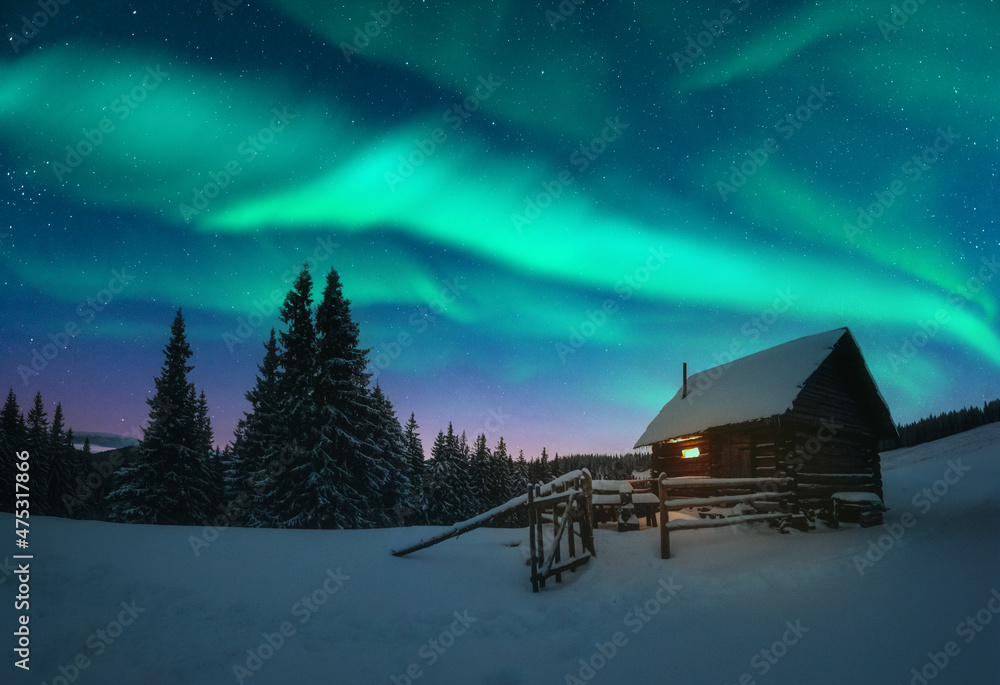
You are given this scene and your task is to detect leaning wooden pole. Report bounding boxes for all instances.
[391,470,588,558]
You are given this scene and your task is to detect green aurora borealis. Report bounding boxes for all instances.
[1,0,997,454]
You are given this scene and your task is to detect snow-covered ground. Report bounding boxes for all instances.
[3,424,998,684]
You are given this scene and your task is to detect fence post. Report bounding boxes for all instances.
[528,484,538,592]
[553,485,563,584]
[535,484,546,589]
[582,470,596,556]
[659,474,671,560]
[567,478,578,560]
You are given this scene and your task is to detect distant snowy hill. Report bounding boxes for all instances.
[71,431,140,451]
[3,424,998,684]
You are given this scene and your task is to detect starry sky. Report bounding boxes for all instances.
[1,0,997,457]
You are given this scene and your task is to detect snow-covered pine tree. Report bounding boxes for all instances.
[551,453,562,477]
[308,265,379,529]
[403,412,424,485]
[265,266,334,528]
[108,309,215,525]
[490,436,511,506]
[46,403,78,517]
[497,441,528,527]
[421,423,473,525]
[76,437,108,521]
[26,393,51,515]
[467,433,492,513]
[534,447,553,484]
[0,388,26,513]
[515,449,529,487]
[230,329,282,527]
[485,436,518,525]
[369,383,413,526]
[193,389,223,518]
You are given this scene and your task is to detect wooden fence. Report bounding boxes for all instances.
[392,469,596,593]
[657,475,804,559]
[528,470,596,592]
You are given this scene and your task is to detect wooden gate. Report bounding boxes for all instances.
[527,470,596,592]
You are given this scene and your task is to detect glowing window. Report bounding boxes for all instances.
[681,447,701,459]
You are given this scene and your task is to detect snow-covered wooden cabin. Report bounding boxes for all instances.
[633,328,896,508]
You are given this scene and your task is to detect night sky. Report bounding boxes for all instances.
[1,0,997,457]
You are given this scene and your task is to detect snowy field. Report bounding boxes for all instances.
[3,424,998,684]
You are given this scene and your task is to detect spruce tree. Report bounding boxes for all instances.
[77,437,107,521]
[26,393,51,515]
[516,450,530,486]
[108,309,215,525]
[194,389,222,516]
[370,384,413,526]
[422,424,472,525]
[536,447,552,484]
[46,403,77,517]
[308,265,375,528]
[488,436,519,525]
[468,433,492,513]
[231,329,282,527]
[0,389,26,513]
[403,412,424,484]
[268,265,368,529]
[265,267,325,527]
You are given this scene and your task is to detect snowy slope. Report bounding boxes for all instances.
[2,424,998,684]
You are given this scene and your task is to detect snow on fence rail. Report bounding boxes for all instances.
[391,470,596,595]
[658,474,803,559]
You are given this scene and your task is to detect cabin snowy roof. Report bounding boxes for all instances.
[633,328,887,448]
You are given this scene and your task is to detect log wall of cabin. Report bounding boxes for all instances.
[782,346,885,505]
